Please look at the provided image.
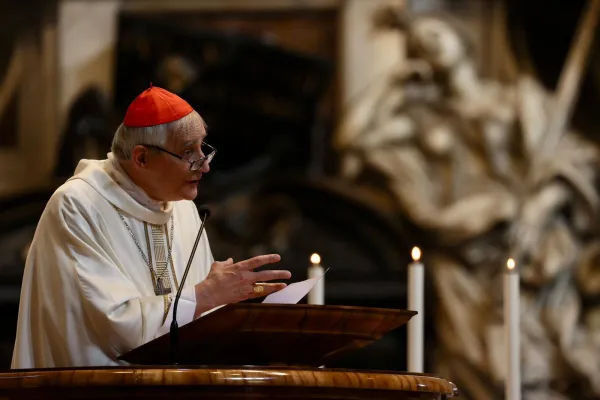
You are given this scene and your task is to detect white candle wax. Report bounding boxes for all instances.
[308,253,325,305]
[407,246,424,372]
[504,258,521,400]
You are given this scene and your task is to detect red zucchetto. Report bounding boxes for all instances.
[123,84,194,127]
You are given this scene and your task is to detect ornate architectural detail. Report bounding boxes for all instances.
[336,7,600,399]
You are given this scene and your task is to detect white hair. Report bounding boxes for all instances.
[111,110,205,160]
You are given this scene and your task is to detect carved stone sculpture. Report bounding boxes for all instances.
[336,7,600,399]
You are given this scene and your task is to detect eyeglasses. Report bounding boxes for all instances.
[143,142,216,171]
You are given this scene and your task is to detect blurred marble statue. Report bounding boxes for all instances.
[335,6,600,399]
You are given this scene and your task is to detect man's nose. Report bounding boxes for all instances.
[200,160,210,173]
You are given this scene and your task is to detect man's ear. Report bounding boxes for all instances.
[131,145,148,168]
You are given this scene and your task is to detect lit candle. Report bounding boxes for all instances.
[308,253,325,305]
[504,258,520,400]
[407,246,424,372]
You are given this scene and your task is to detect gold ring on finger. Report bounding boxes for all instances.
[253,283,265,294]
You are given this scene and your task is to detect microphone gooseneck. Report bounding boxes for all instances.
[169,206,211,365]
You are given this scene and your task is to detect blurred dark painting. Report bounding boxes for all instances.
[0,96,18,149]
[0,3,24,149]
[114,12,334,190]
[54,88,116,180]
[0,0,57,367]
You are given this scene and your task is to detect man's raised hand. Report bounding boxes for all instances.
[194,254,291,316]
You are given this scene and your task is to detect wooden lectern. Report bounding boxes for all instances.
[0,304,459,399]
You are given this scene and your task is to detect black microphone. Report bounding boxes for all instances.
[169,205,211,365]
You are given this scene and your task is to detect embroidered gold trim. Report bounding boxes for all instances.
[167,222,180,292]
[161,294,172,324]
[143,222,158,291]
[151,223,173,295]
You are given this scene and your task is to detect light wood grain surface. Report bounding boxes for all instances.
[0,367,459,397]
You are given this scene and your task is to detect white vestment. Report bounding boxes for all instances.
[11,154,215,368]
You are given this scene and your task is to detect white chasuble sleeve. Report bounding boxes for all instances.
[60,194,195,357]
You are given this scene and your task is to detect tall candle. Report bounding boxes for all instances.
[504,258,520,400]
[308,253,325,305]
[407,246,424,372]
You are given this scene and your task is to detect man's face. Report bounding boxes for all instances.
[142,116,211,202]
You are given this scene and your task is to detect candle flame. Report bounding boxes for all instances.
[411,246,421,261]
[506,258,516,270]
[310,253,321,264]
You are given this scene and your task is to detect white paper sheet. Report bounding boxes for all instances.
[262,268,329,304]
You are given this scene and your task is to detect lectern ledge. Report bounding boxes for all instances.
[0,303,459,399]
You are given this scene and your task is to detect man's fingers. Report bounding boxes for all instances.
[253,269,291,282]
[212,258,234,268]
[235,254,281,271]
[251,282,287,298]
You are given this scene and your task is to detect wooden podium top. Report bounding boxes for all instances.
[0,366,459,399]
[120,303,416,366]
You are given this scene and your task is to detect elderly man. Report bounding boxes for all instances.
[11,85,291,369]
